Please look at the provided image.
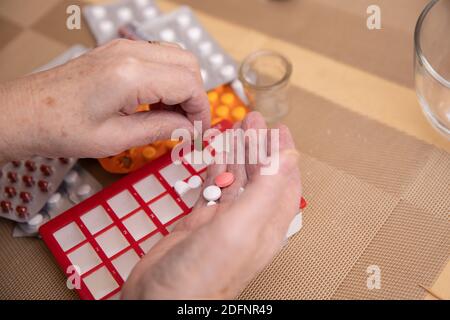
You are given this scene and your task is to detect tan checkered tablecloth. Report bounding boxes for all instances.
[0,0,449,300]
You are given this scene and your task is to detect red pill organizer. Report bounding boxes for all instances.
[40,120,306,300]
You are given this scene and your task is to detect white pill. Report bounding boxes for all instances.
[177,14,191,27]
[238,187,245,195]
[99,20,114,33]
[76,184,92,199]
[28,213,44,226]
[91,6,106,19]
[220,65,236,78]
[64,170,79,185]
[47,192,61,206]
[203,185,221,202]
[200,69,208,82]
[134,0,149,7]
[199,41,213,56]
[188,175,202,189]
[209,53,224,66]
[117,7,133,22]
[143,7,157,19]
[187,27,202,41]
[174,180,190,196]
[160,28,176,42]
[206,201,217,207]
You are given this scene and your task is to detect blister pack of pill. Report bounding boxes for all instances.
[33,45,88,73]
[0,158,76,222]
[13,165,102,237]
[134,6,238,91]
[40,119,307,300]
[83,0,160,45]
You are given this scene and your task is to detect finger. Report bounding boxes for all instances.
[113,61,210,129]
[220,122,248,203]
[99,110,194,152]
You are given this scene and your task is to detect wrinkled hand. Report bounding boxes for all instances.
[122,112,302,299]
[0,39,209,163]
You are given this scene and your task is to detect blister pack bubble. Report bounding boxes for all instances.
[83,0,160,45]
[13,165,102,237]
[134,6,238,91]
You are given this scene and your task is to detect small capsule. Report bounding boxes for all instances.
[40,165,53,176]
[20,191,33,203]
[231,106,247,121]
[76,184,92,201]
[16,206,28,218]
[25,160,36,172]
[64,170,79,186]
[7,171,18,183]
[215,105,230,118]
[1,200,12,213]
[187,175,202,189]
[47,192,61,207]
[4,186,16,198]
[22,175,35,187]
[38,180,50,192]
[220,93,235,105]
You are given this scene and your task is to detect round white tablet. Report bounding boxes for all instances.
[220,65,236,78]
[64,170,79,185]
[47,192,61,206]
[199,41,212,56]
[187,175,202,189]
[160,28,176,42]
[187,27,202,41]
[77,184,92,199]
[177,14,191,27]
[117,7,133,22]
[28,213,44,226]
[203,185,221,202]
[99,20,114,34]
[174,180,190,196]
[91,6,106,19]
[209,53,224,66]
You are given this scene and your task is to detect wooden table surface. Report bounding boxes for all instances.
[0,0,448,299]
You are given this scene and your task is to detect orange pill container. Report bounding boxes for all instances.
[98,84,250,174]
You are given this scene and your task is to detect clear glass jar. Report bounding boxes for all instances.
[414,0,450,139]
[239,50,292,123]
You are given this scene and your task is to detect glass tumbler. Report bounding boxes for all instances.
[239,50,292,123]
[415,0,450,139]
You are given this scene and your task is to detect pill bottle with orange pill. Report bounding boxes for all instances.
[97,84,249,174]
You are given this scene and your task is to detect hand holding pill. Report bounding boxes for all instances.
[0,39,210,164]
[122,112,302,299]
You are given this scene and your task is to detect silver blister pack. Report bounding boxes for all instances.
[33,45,89,73]
[135,6,238,91]
[13,165,102,237]
[83,0,160,45]
[0,157,76,222]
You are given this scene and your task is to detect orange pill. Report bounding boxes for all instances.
[215,105,230,118]
[142,146,157,160]
[231,106,246,121]
[220,93,235,105]
[208,91,219,104]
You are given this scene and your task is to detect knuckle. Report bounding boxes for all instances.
[109,56,141,84]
